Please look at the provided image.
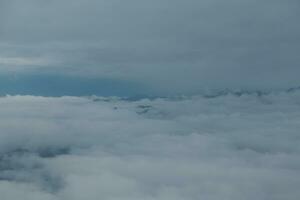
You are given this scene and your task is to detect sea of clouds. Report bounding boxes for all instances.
[0,91,300,200]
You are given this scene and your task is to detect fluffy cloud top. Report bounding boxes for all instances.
[0,91,300,199]
[1,0,300,94]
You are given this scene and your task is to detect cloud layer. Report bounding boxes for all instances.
[0,91,300,199]
[1,0,300,94]
[1,2,300,199]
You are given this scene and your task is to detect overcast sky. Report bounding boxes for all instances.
[1,0,300,95]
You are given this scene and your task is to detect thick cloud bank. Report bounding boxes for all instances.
[0,91,300,200]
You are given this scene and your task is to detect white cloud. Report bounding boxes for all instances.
[0,56,58,74]
[0,91,300,199]
[0,57,48,66]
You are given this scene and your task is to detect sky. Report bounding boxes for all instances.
[1,0,300,96]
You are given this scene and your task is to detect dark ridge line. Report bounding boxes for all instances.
[1,86,300,101]
[203,86,300,99]
[121,86,300,101]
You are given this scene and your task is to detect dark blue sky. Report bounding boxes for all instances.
[0,74,150,97]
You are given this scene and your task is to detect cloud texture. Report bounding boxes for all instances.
[0,91,300,199]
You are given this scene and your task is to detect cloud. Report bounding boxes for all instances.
[0,57,48,66]
[0,91,300,199]
[0,0,300,94]
[1,2,299,199]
